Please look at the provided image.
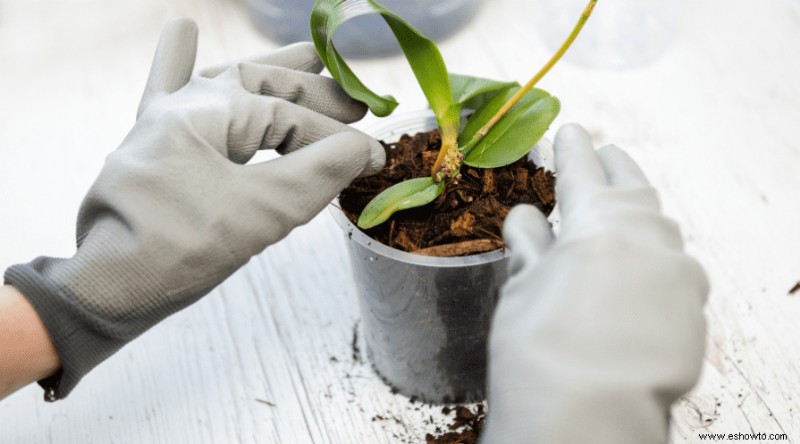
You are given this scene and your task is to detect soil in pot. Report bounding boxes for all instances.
[339,128,557,256]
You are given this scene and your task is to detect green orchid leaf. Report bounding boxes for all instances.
[449,74,519,112]
[357,177,445,229]
[462,90,560,168]
[458,86,516,145]
[311,0,455,131]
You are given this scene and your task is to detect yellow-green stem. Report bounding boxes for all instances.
[471,0,597,143]
[431,125,459,176]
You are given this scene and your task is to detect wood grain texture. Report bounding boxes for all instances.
[1,0,799,442]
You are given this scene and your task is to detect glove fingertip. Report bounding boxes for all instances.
[281,131,378,180]
[280,41,324,73]
[359,138,386,177]
[166,16,199,36]
[137,17,198,118]
[596,144,653,189]
[503,204,554,251]
[311,131,385,178]
[596,144,633,167]
[554,122,591,147]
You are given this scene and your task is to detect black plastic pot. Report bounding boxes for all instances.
[330,111,556,403]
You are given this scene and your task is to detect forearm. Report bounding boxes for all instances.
[0,285,60,400]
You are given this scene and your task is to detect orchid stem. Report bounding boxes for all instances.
[471,0,597,143]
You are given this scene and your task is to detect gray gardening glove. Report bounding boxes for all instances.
[3,17,384,401]
[481,124,708,444]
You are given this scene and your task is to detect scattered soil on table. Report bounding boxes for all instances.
[351,320,362,363]
[425,405,486,444]
[339,129,556,256]
[369,402,487,444]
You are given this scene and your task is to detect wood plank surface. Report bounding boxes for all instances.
[1,0,799,442]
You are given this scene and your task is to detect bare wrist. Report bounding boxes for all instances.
[0,284,60,399]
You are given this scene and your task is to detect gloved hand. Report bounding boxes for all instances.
[3,17,384,401]
[482,124,708,443]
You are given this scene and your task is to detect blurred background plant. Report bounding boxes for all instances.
[243,0,484,57]
[243,0,678,67]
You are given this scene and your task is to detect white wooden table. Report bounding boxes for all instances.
[2,0,799,442]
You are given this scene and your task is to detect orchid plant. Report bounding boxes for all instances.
[311,0,597,228]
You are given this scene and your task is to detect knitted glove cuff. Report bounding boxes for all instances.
[4,258,129,401]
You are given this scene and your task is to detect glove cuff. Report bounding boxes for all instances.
[4,258,129,401]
